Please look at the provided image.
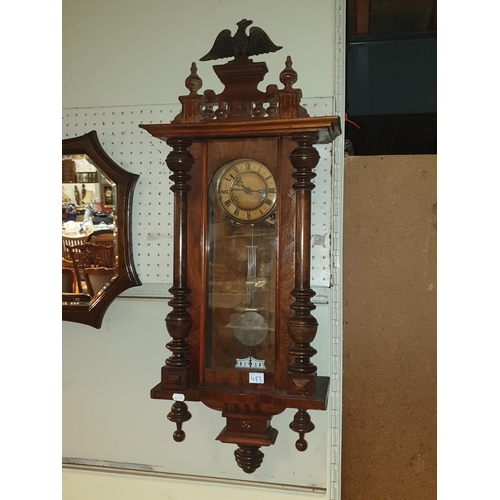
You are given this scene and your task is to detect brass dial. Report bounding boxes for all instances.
[215,159,277,223]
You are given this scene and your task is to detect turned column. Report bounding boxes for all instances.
[160,137,195,442]
[287,132,320,396]
[162,138,194,388]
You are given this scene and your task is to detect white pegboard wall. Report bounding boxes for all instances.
[63,105,176,284]
[311,143,334,288]
[301,96,336,288]
[62,97,338,288]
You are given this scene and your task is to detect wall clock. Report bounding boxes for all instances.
[140,19,341,473]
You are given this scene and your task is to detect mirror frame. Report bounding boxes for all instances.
[62,130,141,328]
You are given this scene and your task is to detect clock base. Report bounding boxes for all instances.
[151,376,330,472]
[217,413,278,474]
[216,411,278,447]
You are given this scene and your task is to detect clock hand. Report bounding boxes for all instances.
[232,186,263,194]
[232,187,267,204]
[233,177,266,196]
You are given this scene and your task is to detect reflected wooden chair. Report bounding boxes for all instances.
[82,267,116,296]
[88,230,117,267]
[68,242,115,293]
[87,229,114,244]
[62,235,86,262]
[62,257,73,269]
[62,268,76,293]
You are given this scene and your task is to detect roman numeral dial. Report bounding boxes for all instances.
[215,159,277,224]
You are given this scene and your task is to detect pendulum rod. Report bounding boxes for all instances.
[246,224,257,311]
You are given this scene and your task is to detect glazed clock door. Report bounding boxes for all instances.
[206,149,278,385]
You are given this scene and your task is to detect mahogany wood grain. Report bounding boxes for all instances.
[140,116,339,143]
[151,375,330,411]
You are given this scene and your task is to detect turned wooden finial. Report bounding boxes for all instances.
[279,56,298,89]
[167,401,192,442]
[184,62,203,96]
[234,445,265,473]
[289,409,315,451]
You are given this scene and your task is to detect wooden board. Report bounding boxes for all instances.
[342,155,437,499]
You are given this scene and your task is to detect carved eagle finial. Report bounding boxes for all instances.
[200,19,282,63]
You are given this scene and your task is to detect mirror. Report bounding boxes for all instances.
[62,131,141,328]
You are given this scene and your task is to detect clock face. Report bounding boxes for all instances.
[215,159,277,223]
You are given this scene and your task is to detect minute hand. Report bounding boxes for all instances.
[232,186,266,195]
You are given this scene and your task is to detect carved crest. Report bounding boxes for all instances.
[200,19,282,63]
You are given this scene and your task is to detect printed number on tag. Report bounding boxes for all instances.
[249,372,264,384]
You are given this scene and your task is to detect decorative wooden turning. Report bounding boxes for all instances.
[140,20,341,473]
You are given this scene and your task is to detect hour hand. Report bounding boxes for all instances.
[233,186,258,194]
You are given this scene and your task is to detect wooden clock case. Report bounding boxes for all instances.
[140,45,340,473]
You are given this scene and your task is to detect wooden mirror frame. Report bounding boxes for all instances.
[62,130,141,328]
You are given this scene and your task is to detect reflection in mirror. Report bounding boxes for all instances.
[62,131,141,328]
[62,153,118,297]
